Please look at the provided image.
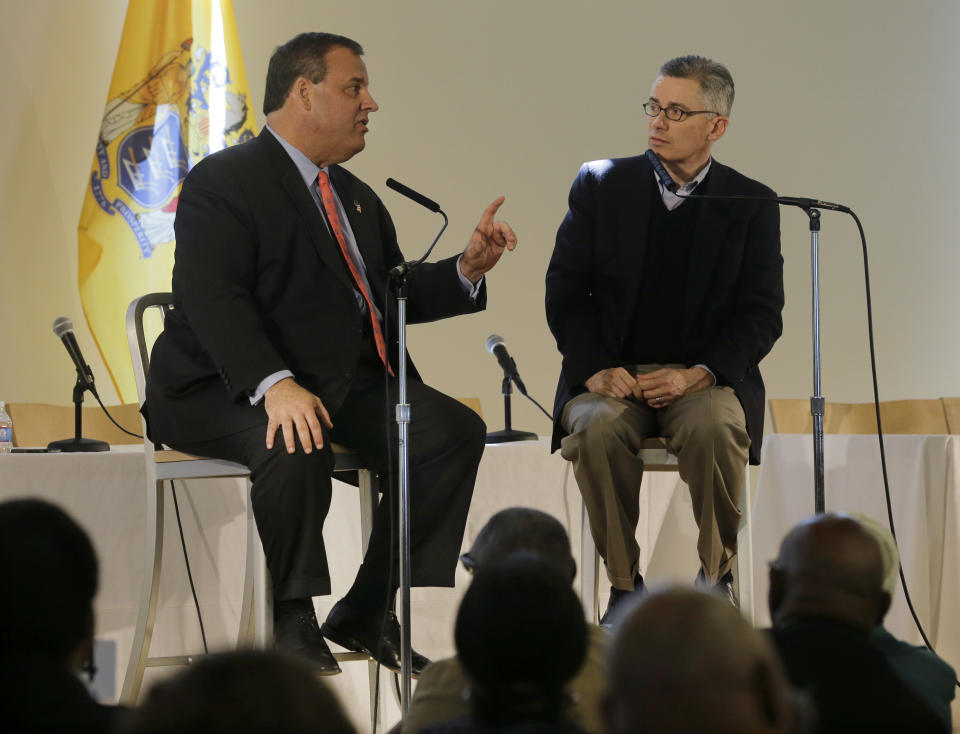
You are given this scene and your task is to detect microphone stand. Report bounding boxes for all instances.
[671,184,848,515]
[393,268,414,712]
[48,376,109,452]
[388,205,448,715]
[805,207,826,513]
[485,375,537,443]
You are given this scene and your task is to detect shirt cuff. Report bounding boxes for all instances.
[455,254,483,302]
[250,370,294,405]
[693,364,717,386]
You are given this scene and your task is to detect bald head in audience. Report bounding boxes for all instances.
[768,513,889,631]
[605,587,797,734]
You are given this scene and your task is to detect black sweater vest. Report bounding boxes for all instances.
[620,184,702,365]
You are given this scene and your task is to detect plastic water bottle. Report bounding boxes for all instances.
[0,402,12,453]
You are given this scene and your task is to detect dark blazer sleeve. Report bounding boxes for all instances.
[697,193,783,387]
[371,194,486,324]
[545,164,620,388]
[171,158,289,400]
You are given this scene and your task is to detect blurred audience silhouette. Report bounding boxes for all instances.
[405,507,606,734]
[419,550,588,734]
[767,513,945,733]
[606,585,800,734]
[0,497,122,732]
[119,649,355,734]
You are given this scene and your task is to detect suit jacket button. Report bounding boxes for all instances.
[345,371,353,381]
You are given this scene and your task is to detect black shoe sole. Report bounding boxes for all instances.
[320,622,425,677]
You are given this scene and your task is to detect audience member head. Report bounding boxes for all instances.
[849,512,900,596]
[605,586,796,734]
[454,552,587,723]
[0,498,98,672]
[120,650,355,734]
[768,513,888,631]
[459,507,577,583]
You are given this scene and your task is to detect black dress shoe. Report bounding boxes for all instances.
[274,598,341,675]
[600,573,645,628]
[320,599,430,676]
[695,569,738,609]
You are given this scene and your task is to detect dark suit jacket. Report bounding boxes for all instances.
[545,155,784,463]
[146,130,483,445]
[769,619,946,734]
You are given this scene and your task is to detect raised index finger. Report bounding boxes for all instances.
[477,196,506,227]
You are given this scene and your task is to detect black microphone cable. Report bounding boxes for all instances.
[169,479,209,655]
[90,390,143,439]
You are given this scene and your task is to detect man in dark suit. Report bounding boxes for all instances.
[767,514,945,733]
[145,32,516,674]
[545,55,783,622]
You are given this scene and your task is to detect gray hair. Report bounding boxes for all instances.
[850,513,900,595]
[659,55,735,117]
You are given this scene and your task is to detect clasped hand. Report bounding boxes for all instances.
[584,366,713,408]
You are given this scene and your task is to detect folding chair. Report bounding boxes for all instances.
[122,293,383,730]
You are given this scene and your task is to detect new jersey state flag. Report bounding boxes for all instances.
[78,0,257,402]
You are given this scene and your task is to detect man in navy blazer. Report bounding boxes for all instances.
[146,33,516,673]
[546,55,783,623]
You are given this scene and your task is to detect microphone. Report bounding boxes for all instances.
[386,178,442,213]
[645,149,678,193]
[485,334,527,395]
[52,317,97,392]
[646,148,850,213]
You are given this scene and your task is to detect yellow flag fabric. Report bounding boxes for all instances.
[78,0,257,402]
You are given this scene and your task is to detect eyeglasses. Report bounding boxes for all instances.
[643,101,718,122]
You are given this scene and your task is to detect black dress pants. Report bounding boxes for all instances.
[173,355,486,607]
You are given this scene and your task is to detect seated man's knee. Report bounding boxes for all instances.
[257,442,335,483]
[683,415,746,452]
[452,403,487,458]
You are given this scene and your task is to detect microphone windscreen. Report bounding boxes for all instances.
[644,149,678,193]
[385,178,441,213]
[53,316,74,338]
[485,334,505,354]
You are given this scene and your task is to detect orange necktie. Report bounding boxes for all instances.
[316,170,393,375]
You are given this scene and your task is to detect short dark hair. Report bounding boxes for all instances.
[121,650,356,734]
[463,507,576,582]
[0,499,98,662]
[455,552,587,722]
[659,55,735,117]
[262,32,364,115]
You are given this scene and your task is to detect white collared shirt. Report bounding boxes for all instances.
[654,157,713,211]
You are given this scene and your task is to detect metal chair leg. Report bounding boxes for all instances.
[580,500,599,624]
[737,466,756,624]
[359,468,383,734]
[120,478,166,704]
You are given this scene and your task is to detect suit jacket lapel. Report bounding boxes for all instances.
[259,132,358,296]
[617,158,653,337]
[684,163,732,332]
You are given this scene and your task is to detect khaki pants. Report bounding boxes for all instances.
[560,365,750,589]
